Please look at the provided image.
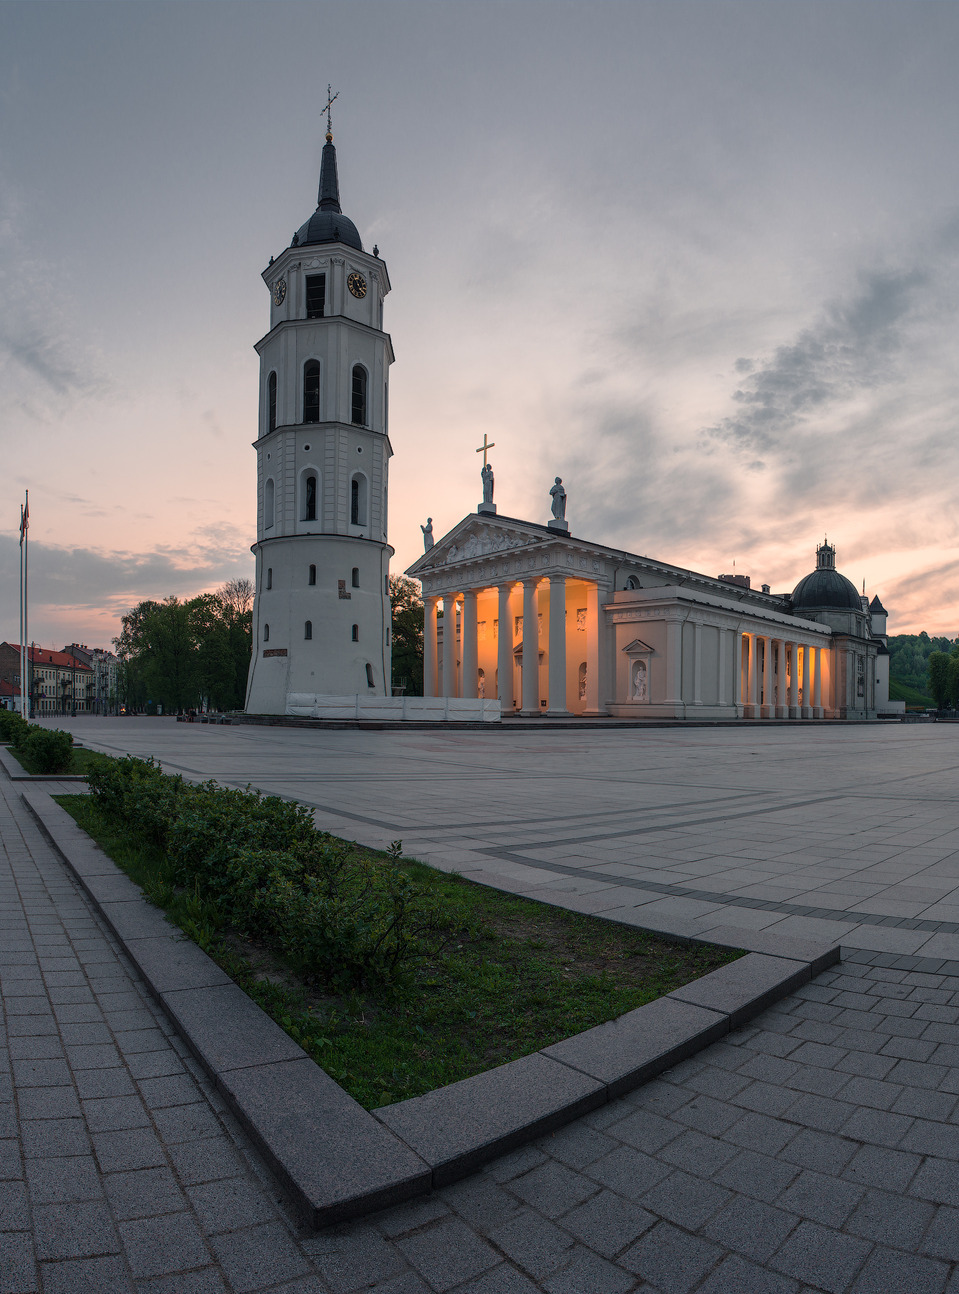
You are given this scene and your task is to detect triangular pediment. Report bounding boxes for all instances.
[622,638,655,655]
[406,513,558,577]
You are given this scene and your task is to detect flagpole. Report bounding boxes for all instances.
[18,503,24,719]
[19,490,29,720]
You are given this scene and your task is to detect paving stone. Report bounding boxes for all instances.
[700,1193,798,1262]
[846,1188,936,1250]
[559,1189,656,1258]
[640,1169,731,1230]
[396,1216,499,1292]
[733,1079,798,1117]
[453,1265,540,1294]
[604,1108,684,1154]
[14,1085,81,1120]
[839,1105,914,1147]
[783,1093,856,1133]
[92,1126,167,1173]
[81,1094,150,1133]
[207,1221,314,1293]
[920,1205,959,1259]
[305,1222,408,1292]
[712,1148,799,1203]
[848,1245,949,1294]
[620,1220,721,1292]
[659,1128,740,1176]
[780,1128,857,1175]
[0,1178,29,1229]
[537,1121,615,1170]
[777,1169,863,1227]
[505,1159,599,1219]
[20,1115,89,1158]
[695,1253,801,1294]
[486,1209,576,1280]
[542,1245,636,1294]
[770,1219,872,1294]
[911,1158,959,1206]
[843,1143,923,1193]
[725,1111,795,1157]
[40,1254,134,1293]
[437,1174,521,1231]
[33,1198,119,1260]
[103,1166,188,1221]
[585,1145,672,1202]
[134,1270,228,1294]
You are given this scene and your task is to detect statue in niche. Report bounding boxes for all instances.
[477,668,486,698]
[482,461,494,504]
[578,662,587,700]
[550,477,567,520]
[632,659,648,702]
[420,518,434,551]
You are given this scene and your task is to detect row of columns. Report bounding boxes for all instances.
[742,633,825,719]
[423,576,604,715]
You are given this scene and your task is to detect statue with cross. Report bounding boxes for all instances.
[476,434,496,514]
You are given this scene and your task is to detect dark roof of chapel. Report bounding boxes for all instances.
[869,594,887,614]
[292,137,363,252]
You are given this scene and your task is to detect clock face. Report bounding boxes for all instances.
[273,278,287,307]
[347,271,367,299]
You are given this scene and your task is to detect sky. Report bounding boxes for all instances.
[3,0,959,648]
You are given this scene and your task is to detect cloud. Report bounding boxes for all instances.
[705,267,926,454]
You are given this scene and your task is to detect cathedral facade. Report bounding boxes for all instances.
[406,519,889,721]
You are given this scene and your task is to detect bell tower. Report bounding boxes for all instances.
[245,116,394,714]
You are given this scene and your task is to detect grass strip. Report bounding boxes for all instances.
[6,745,103,777]
[56,793,743,1110]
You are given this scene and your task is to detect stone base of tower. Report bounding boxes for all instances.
[282,694,501,721]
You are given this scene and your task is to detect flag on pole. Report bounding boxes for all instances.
[19,496,28,546]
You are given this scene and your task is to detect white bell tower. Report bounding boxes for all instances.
[245,118,394,714]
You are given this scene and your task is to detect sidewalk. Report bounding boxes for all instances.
[5,758,959,1290]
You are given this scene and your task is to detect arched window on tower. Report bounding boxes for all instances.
[268,372,277,433]
[351,567,359,588]
[308,564,316,586]
[352,624,359,642]
[304,621,312,640]
[303,361,320,423]
[303,473,317,522]
[264,478,275,530]
[350,473,368,527]
[264,624,270,642]
[351,365,368,426]
[366,663,375,688]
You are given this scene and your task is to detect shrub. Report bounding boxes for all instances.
[20,727,73,774]
[0,711,30,747]
[87,756,454,988]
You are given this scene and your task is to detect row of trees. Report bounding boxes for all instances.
[927,648,959,709]
[115,580,254,714]
[888,632,959,693]
[115,576,427,712]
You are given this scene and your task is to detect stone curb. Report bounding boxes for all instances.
[20,788,841,1226]
[0,743,87,782]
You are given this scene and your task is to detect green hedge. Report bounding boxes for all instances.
[0,713,74,773]
[86,757,458,988]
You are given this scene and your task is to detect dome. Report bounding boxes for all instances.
[293,209,362,251]
[291,135,363,253]
[791,541,862,611]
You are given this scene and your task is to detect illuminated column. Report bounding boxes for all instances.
[814,645,823,717]
[584,581,603,715]
[761,635,773,718]
[801,641,812,718]
[788,642,799,716]
[423,596,438,697]
[461,590,478,699]
[718,627,729,707]
[734,628,745,714]
[692,620,703,706]
[497,582,513,711]
[774,639,786,718]
[441,593,457,698]
[520,578,540,715]
[547,575,570,716]
[748,635,759,717]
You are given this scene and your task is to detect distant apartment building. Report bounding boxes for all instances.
[0,642,116,715]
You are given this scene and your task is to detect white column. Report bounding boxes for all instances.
[497,582,513,712]
[814,645,823,717]
[664,616,683,708]
[692,620,703,706]
[718,628,729,707]
[461,590,478,699]
[748,635,759,717]
[520,578,540,715]
[547,575,570,716]
[761,635,772,718]
[735,629,745,715]
[423,596,438,697]
[775,639,787,718]
[788,643,799,716]
[801,641,812,718]
[584,581,603,714]
[441,593,457,698]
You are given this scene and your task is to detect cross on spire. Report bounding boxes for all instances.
[322,85,339,140]
[475,433,496,468]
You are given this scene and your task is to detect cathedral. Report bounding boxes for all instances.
[245,125,894,723]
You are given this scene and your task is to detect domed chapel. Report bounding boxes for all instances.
[244,119,894,722]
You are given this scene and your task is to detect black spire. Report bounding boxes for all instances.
[317,135,341,212]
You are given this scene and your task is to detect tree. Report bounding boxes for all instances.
[114,582,253,713]
[389,575,423,695]
[927,652,952,708]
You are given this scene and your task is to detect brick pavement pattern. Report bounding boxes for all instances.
[6,724,959,1289]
